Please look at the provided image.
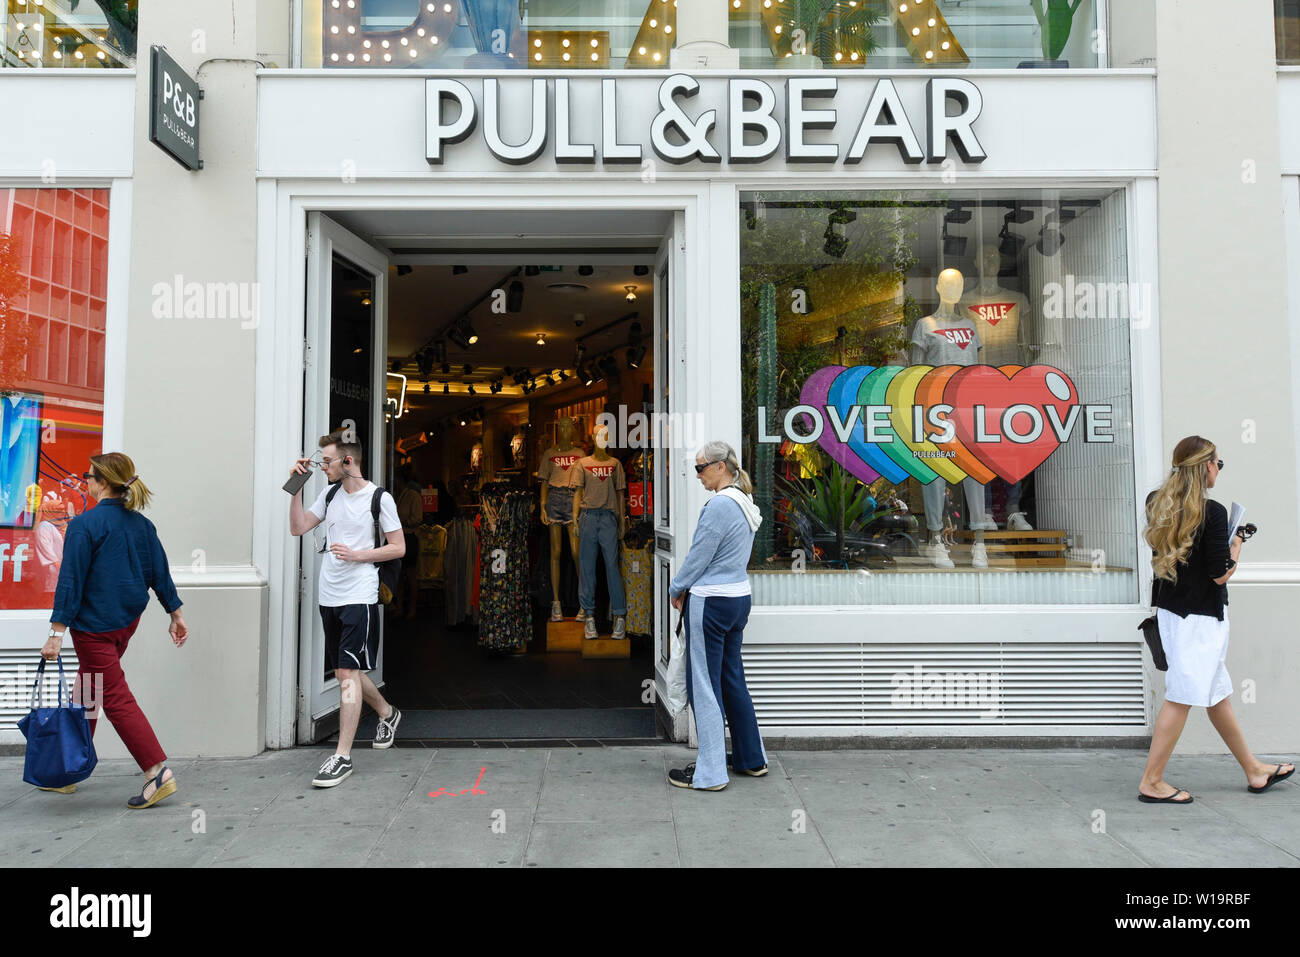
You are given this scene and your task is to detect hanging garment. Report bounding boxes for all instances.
[622,540,654,636]
[477,488,535,652]
[443,515,479,626]
[417,524,446,583]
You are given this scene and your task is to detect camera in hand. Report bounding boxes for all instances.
[1237,522,1257,541]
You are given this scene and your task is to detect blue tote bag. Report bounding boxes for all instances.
[17,656,97,789]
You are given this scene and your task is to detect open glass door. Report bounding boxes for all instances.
[299,212,390,743]
[653,212,685,735]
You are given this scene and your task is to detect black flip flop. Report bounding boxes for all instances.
[1138,786,1193,804]
[1247,763,1296,794]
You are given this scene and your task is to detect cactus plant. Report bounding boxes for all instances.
[1029,0,1084,62]
[753,281,777,562]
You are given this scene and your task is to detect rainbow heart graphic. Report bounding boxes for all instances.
[796,364,1081,486]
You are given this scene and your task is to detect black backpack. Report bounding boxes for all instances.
[323,483,402,605]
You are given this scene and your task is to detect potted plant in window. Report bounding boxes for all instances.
[775,0,885,69]
[1021,0,1085,68]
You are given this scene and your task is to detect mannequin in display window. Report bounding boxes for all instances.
[569,424,628,640]
[961,245,1035,531]
[910,267,993,569]
[537,417,584,623]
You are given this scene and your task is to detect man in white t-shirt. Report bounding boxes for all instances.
[288,431,404,788]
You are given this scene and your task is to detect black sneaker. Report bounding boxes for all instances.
[312,753,353,788]
[727,752,769,776]
[668,763,726,791]
[373,706,401,749]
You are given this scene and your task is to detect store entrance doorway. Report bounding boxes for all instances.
[298,208,681,744]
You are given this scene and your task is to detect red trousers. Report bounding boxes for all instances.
[69,618,167,772]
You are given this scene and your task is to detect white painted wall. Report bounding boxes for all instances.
[1154,0,1300,753]
[93,0,268,760]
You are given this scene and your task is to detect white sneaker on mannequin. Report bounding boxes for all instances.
[1008,512,1033,531]
[971,542,989,569]
[971,518,998,531]
[920,541,955,569]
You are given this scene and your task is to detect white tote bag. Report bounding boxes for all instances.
[665,604,688,715]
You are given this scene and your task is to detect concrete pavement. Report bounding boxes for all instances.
[2,746,1297,867]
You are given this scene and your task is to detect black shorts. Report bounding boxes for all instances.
[320,603,380,672]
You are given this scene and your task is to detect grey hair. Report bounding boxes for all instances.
[698,440,753,496]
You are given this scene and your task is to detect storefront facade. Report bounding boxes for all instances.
[2,0,1298,755]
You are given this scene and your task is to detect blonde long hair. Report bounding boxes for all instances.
[1144,436,1215,583]
[90,452,153,512]
[700,440,753,496]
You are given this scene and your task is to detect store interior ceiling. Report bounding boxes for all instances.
[326,209,671,428]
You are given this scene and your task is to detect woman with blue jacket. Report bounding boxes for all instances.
[668,440,768,791]
[40,452,188,808]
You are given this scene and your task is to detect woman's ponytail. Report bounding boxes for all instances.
[700,440,753,496]
[89,452,153,511]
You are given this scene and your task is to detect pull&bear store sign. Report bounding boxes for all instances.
[425,74,987,167]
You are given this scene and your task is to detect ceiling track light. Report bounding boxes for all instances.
[536,333,547,346]
[506,280,525,313]
[624,285,638,302]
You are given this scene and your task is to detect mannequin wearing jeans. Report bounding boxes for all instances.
[963,245,1035,531]
[569,426,627,639]
[910,267,991,568]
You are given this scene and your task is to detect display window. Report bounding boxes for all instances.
[301,0,678,68]
[0,188,109,611]
[2,0,136,68]
[739,187,1138,605]
[727,0,1104,69]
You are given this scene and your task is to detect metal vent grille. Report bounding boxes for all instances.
[743,642,1145,727]
[0,650,83,730]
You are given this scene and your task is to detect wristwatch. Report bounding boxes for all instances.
[47,628,65,639]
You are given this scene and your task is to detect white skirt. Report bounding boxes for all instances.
[1158,608,1232,707]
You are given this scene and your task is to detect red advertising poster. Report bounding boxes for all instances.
[0,188,108,612]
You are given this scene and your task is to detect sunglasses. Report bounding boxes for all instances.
[1216,459,1225,470]
[81,471,96,482]
[694,460,721,474]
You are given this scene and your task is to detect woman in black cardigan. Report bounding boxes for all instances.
[1137,436,1293,803]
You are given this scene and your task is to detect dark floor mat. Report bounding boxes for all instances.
[351,708,657,740]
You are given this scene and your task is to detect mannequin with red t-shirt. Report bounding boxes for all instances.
[961,245,1035,531]
[910,268,992,569]
[537,416,585,622]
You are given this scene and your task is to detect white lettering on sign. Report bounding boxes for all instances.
[424,75,987,168]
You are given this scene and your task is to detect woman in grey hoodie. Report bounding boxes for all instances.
[668,440,768,791]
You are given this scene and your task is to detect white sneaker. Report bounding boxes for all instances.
[583,616,598,640]
[550,601,563,622]
[1008,512,1033,531]
[612,616,627,640]
[971,518,998,531]
[971,542,988,569]
[920,541,955,569]
[575,608,586,622]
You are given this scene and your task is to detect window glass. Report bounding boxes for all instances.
[1279,0,1300,63]
[0,188,110,610]
[729,0,1103,70]
[2,0,136,68]
[303,0,678,68]
[740,187,1137,606]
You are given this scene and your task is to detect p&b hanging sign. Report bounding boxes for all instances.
[149,46,203,171]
